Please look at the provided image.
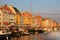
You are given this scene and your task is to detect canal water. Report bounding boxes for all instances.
[11,33,47,40]
[10,31,60,40]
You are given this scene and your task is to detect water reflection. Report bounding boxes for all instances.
[19,33,47,40]
[21,35,29,40]
[11,31,60,40]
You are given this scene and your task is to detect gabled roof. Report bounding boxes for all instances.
[12,7,21,16]
[34,16,42,19]
[2,5,12,13]
[22,11,32,17]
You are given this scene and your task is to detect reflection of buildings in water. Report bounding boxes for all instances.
[21,34,39,40]
[11,33,47,40]
[20,34,47,40]
[34,33,39,40]
[29,34,42,40]
[29,34,34,40]
[21,36,29,40]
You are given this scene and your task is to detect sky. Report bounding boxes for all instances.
[0,0,60,23]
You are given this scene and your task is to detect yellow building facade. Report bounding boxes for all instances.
[21,11,33,27]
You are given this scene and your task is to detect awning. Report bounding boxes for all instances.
[3,22,9,25]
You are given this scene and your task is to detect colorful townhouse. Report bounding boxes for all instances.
[0,5,15,27]
[33,16,42,27]
[0,5,21,27]
[7,5,21,26]
[21,11,33,27]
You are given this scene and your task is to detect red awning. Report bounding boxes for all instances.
[3,22,9,25]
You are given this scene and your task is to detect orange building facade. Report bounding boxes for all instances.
[33,16,42,28]
[0,5,16,27]
[21,11,33,27]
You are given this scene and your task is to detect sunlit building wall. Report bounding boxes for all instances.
[3,11,10,26]
[0,5,11,27]
[7,5,17,25]
[0,9,4,27]
[53,21,57,27]
[41,18,53,31]
[8,5,21,25]
[0,5,17,27]
[15,14,21,25]
[33,16,42,28]
[21,11,33,27]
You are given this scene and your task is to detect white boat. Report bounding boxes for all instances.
[21,32,29,35]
